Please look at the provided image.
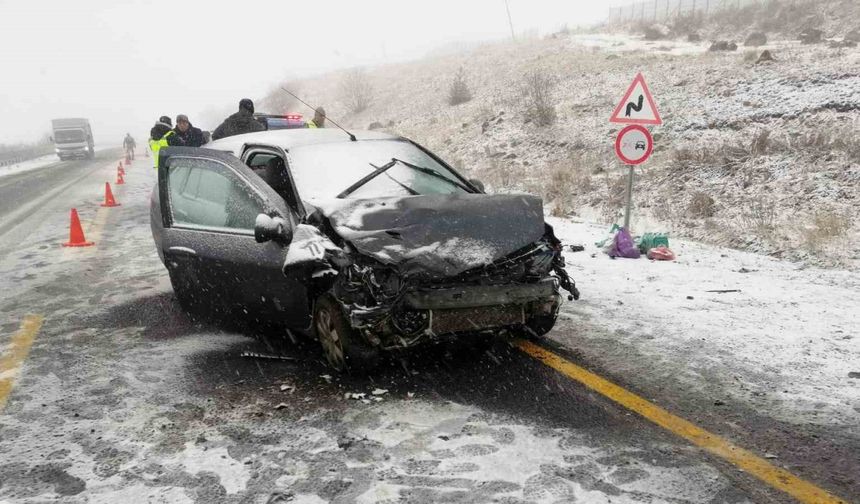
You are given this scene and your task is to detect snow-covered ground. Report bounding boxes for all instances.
[549,216,860,433]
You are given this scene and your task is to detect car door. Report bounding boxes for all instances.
[158,147,311,328]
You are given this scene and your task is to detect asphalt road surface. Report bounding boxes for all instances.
[0,153,856,503]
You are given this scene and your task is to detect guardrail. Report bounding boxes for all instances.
[0,145,55,168]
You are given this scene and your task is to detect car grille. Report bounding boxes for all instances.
[430,304,524,335]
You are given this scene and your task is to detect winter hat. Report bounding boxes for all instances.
[159,115,172,126]
[239,98,254,114]
[176,114,189,124]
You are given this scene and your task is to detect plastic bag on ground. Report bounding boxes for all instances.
[609,227,641,259]
[647,245,675,261]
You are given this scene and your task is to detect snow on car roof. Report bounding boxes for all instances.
[207,128,400,156]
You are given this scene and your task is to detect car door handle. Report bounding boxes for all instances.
[168,246,197,257]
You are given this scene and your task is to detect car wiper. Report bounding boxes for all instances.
[337,160,397,198]
[389,157,473,193]
[338,157,472,198]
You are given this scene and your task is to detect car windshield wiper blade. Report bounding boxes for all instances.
[388,157,473,193]
[337,159,398,198]
[338,157,472,198]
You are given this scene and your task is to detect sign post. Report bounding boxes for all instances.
[610,73,661,230]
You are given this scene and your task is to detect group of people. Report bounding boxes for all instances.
[146,98,328,168]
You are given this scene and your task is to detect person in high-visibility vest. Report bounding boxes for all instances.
[306,107,326,128]
[149,116,175,169]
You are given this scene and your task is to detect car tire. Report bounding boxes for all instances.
[514,313,557,340]
[314,295,380,373]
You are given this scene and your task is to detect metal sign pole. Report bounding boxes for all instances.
[623,165,634,229]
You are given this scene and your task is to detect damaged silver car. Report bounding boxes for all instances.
[151,129,578,371]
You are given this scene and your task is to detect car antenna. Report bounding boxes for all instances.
[280,86,356,141]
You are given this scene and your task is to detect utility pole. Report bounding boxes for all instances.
[504,0,515,41]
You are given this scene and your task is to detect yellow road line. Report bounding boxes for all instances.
[0,315,44,412]
[515,339,847,504]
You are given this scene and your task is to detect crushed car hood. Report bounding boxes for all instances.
[314,193,546,278]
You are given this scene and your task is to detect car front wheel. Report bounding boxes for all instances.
[314,295,379,372]
[514,313,558,340]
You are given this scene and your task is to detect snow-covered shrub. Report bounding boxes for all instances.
[688,192,716,218]
[521,70,557,127]
[448,67,473,106]
[340,68,374,114]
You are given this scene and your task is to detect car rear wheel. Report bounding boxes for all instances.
[314,295,379,373]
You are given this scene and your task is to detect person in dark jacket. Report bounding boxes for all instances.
[211,98,264,140]
[169,114,206,147]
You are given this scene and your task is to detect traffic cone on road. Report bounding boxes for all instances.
[100,182,121,207]
[116,169,124,185]
[124,155,131,166]
[117,162,125,175]
[62,208,94,247]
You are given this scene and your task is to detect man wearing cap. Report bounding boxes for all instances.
[211,98,265,140]
[306,107,326,128]
[169,114,206,147]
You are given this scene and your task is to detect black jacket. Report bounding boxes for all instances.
[150,122,172,142]
[168,124,206,147]
[211,109,265,140]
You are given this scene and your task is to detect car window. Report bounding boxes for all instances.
[287,139,468,201]
[167,157,264,232]
[246,152,277,168]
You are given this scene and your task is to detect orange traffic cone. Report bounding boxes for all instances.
[62,208,94,247]
[124,155,131,166]
[116,170,125,185]
[117,162,125,175]
[100,182,121,207]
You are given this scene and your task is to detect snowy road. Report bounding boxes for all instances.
[0,153,857,503]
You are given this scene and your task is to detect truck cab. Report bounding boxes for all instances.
[51,118,94,160]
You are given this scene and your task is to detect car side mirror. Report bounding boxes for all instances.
[254,214,292,244]
[469,178,485,192]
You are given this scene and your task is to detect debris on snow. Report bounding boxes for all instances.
[371,388,388,396]
[241,351,295,361]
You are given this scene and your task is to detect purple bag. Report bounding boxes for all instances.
[610,227,641,259]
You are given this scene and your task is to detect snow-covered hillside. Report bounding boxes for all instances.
[261,16,860,270]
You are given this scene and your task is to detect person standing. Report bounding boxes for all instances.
[169,114,206,147]
[122,133,136,160]
[149,116,175,169]
[211,98,264,140]
[306,107,326,128]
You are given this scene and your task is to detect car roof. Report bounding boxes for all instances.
[207,129,401,156]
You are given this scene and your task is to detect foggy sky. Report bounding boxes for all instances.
[0,0,620,146]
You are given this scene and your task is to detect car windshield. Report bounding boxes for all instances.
[55,129,85,143]
[287,139,470,200]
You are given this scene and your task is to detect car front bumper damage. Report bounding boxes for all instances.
[347,278,561,349]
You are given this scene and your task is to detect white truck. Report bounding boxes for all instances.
[51,118,94,160]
